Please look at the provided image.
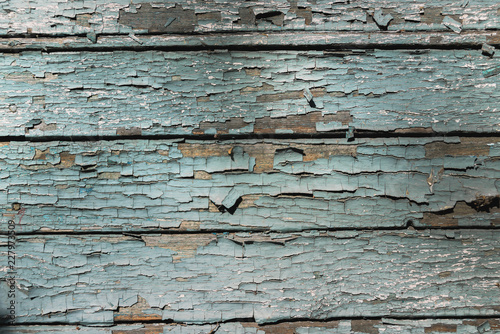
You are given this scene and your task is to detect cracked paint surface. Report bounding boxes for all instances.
[0,0,499,331]
[0,50,499,137]
[0,0,498,35]
[0,137,498,232]
[0,230,499,324]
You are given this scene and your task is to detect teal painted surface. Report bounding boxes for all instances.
[0,138,498,232]
[0,230,499,324]
[0,1,499,331]
[1,50,499,137]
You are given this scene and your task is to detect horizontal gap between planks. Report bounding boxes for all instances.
[3,131,500,143]
[115,314,500,325]
[2,315,499,327]
[0,30,498,53]
[3,225,500,237]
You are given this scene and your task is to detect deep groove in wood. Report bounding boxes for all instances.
[2,225,500,238]
[3,315,500,327]
[2,132,500,143]
[0,31,498,53]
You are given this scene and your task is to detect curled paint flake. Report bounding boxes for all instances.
[372,9,393,29]
[303,88,316,107]
[481,44,496,57]
[87,32,97,43]
[442,16,462,33]
[165,17,176,27]
[346,126,355,141]
[483,66,500,78]
[128,33,143,44]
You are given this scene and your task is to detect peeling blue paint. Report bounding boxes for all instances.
[0,50,498,137]
[0,230,498,325]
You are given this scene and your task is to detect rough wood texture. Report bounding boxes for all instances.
[0,230,499,324]
[1,50,499,137]
[0,0,498,35]
[2,319,500,333]
[1,137,499,232]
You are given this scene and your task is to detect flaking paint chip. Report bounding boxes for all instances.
[165,17,176,27]
[477,321,491,333]
[303,88,315,108]
[481,44,496,57]
[483,66,500,78]
[346,126,355,141]
[128,33,143,44]
[442,16,462,33]
[372,9,393,29]
[87,32,97,43]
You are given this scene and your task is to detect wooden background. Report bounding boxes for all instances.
[0,1,499,333]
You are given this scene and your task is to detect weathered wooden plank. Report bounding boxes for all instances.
[1,50,499,137]
[0,0,498,36]
[1,137,499,232]
[2,319,500,333]
[0,230,499,324]
[1,31,499,52]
